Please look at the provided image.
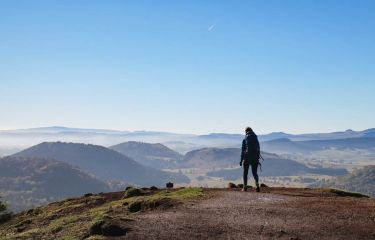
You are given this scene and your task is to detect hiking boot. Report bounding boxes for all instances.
[241,186,247,192]
[256,182,260,192]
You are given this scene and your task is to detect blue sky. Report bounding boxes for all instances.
[1,0,374,134]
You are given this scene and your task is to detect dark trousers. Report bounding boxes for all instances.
[243,161,259,186]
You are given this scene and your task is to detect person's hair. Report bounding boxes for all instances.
[245,127,253,133]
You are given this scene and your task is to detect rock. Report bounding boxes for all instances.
[227,182,237,189]
[237,184,244,188]
[84,193,93,197]
[150,186,158,190]
[166,182,174,189]
[260,183,269,188]
[141,187,149,190]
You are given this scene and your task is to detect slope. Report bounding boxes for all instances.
[312,165,375,197]
[110,141,183,169]
[0,156,110,212]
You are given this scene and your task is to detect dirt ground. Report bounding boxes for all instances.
[125,188,375,240]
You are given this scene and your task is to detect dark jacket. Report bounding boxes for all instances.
[241,132,260,164]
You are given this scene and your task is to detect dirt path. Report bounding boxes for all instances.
[125,189,375,240]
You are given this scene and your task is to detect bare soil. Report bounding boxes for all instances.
[125,188,375,240]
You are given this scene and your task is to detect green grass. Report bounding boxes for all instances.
[45,215,81,233]
[158,187,203,199]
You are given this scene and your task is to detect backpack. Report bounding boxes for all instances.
[244,134,260,161]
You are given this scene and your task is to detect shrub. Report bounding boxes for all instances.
[150,186,158,190]
[123,188,143,198]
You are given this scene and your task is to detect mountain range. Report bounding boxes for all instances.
[1,126,375,155]
[205,151,347,180]
[261,137,375,154]
[110,143,350,175]
[1,126,374,212]
[1,142,191,212]
[13,142,189,186]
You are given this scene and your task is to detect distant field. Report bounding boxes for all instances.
[167,167,335,188]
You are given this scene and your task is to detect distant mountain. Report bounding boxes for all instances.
[13,142,189,186]
[312,165,375,197]
[0,156,110,212]
[362,128,375,138]
[2,126,375,153]
[182,147,347,177]
[261,138,309,154]
[0,126,196,151]
[258,132,295,141]
[198,133,243,140]
[0,126,128,134]
[261,137,375,154]
[267,128,375,141]
[205,151,347,179]
[182,148,240,168]
[110,141,183,169]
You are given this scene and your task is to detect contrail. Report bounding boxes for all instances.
[208,24,216,31]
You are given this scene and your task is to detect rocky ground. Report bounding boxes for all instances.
[128,188,375,240]
[0,187,374,240]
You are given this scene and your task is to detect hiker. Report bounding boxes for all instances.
[240,127,260,192]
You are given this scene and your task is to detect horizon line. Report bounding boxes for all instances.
[0,125,374,136]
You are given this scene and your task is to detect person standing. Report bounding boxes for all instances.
[240,127,260,192]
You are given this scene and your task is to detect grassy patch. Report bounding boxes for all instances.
[156,187,203,199]
[0,188,204,239]
[125,187,203,213]
[45,215,81,233]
